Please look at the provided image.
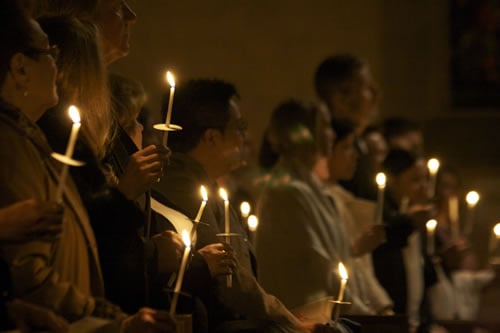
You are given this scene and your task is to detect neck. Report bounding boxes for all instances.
[187,149,221,181]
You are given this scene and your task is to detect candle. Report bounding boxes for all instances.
[464,190,480,235]
[55,105,81,203]
[333,262,348,323]
[240,201,251,219]
[490,223,500,259]
[190,186,208,245]
[375,172,386,225]
[169,230,191,315]
[426,219,438,256]
[427,158,440,199]
[449,196,460,241]
[162,71,176,146]
[218,188,232,287]
[247,215,259,232]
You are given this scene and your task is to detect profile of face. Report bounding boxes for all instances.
[10,19,58,120]
[328,133,358,182]
[218,99,246,173]
[364,131,388,170]
[390,158,429,204]
[95,0,137,64]
[388,130,424,155]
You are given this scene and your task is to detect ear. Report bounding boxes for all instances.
[201,128,223,146]
[8,53,29,86]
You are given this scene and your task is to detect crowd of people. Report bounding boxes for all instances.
[0,1,498,333]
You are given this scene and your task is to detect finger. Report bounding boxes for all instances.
[138,145,158,156]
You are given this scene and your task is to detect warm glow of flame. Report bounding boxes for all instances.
[68,105,81,124]
[494,223,500,238]
[181,229,191,248]
[338,262,348,281]
[427,158,440,174]
[375,172,386,188]
[248,214,258,231]
[219,188,228,201]
[466,191,480,206]
[240,201,251,217]
[166,71,175,87]
[426,219,438,232]
[200,186,208,201]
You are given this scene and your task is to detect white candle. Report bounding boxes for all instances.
[449,196,460,241]
[190,186,208,245]
[375,172,386,225]
[427,158,440,199]
[426,219,438,256]
[490,223,500,259]
[169,230,191,315]
[333,262,349,323]
[464,190,480,235]
[240,201,251,219]
[247,215,259,232]
[218,188,232,287]
[162,71,176,146]
[55,105,81,203]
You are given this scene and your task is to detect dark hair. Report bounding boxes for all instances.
[164,79,238,153]
[314,54,364,104]
[382,149,419,176]
[267,99,318,155]
[0,0,34,84]
[382,116,422,141]
[258,130,279,170]
[331,117,355,145]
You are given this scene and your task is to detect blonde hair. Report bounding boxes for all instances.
[40,16,113,159]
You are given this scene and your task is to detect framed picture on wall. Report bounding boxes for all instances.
[451,0,500,108]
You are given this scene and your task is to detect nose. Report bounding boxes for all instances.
[123,1,137,22]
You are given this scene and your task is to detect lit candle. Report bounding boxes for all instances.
[190,186,208,245]
[333,262,349,323]
[162,71,176,146]
[240,201,251,219]
[490,223,500,260]
[464,190,480,235]
[426,219,438,256]
[427,158,440,199]
[247,214,259,232]
[169,230,191,315]
[218,188,232,287]
[55,106,81,203]
[375,172,386,225]
[449,196,460,241]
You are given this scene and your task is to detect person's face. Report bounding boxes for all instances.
[23,20,59,119]
[218,99,246,173]
[95,0,136,64]
[328,133,358,182]
[364,131,388,170]
[391,159,429,204]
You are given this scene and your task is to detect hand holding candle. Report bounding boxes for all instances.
[375,172,386,225]
[169,230,191,315]
[464,190,480,235]
[55,106,81,203]
[426,219,437,256]
[427,158,440,199]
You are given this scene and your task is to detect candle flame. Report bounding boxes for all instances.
[240,201,251,217]
[338,262,348,281]
[427,158,440,174]
[426,219,438,232]
[375,172,386,188]
[181,229,191,248]
[248,214,259,231]
[200,186,208,201]
[166,71,175,87]
[68,105,81,124]
[219,188,228,201]
[466,191,480,206]
[494,223,500,238]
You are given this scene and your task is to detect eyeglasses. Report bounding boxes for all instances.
[23,45,60,61]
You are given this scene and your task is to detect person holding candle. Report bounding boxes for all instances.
[155,80,332,333]
[324,117,393,315]
[371,149,437,332]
